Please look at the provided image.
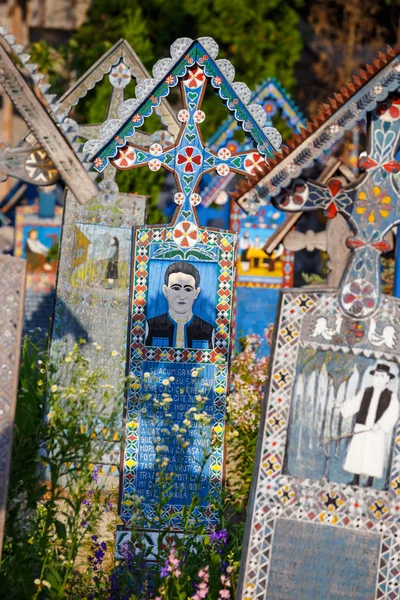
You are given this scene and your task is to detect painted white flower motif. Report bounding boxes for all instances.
[178,109,190,122]
[173,220,198,248]
[149,143,163,156]
[109,62,131,88]
[329,123,340,135]
[251,532,263,545]
[194,110,206,123]
[348,495,365,516]
[174,192,185,205]
[244,151,264,175]
[218,147,231,160]
[148,159,161,172]
[190,193,201,206]
[216,163,230,177]
[243,583,256,600]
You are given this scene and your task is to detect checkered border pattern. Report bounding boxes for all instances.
[239,289,400,600]
[118,224,236,537]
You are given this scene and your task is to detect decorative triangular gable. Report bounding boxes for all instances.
[84,37,282,253]
[57,38,179,142]
[232,46,400,213]
[200,77,305,208]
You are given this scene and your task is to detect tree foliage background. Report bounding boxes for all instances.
[30,0,400,222]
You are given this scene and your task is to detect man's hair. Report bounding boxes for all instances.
[164,261,200,288]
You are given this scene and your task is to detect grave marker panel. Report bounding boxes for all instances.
[117,224,236,553]
[238,288,400,599]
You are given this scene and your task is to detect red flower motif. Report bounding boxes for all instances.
[113,145,136,169]
[376,96,400,121]
[183,67,205,89]
[132,114,141,123]
[213,76,222,87]
[94,157,103,169]
[165,75,175,85]
[343,280,375,316]
[176,146,202,173]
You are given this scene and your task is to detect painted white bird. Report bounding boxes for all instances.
[368,317,396,349]
[311,315,343,340]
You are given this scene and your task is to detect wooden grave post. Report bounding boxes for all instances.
[84,35,283,553]
[0,255,26,560]
[234,49,400,598]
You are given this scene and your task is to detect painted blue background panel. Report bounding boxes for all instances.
[234,286,280,356]
[266,519,381,600]
[135,361,215,506]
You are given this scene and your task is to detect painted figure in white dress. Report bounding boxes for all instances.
[340,363,399,487]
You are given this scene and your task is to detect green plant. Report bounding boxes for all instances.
[1,339,120,599]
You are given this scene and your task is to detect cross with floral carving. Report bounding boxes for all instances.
[108,66,268,221]
[275,94,400,318]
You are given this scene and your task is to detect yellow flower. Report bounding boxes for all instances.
[42,581,51,589]
[110,350,118,356]
[64,357,72,363]
[34,579,41,586]
[51,385,58,393]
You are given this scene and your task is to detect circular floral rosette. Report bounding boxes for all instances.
[279,179,309,209]
[183,67,206,89]
[193,110,206,124]
[109,63,131,88]
[176,146,202,173]
[149,143,163,156]
[376,95,400,122]
[216,163,230,177]
[341,279,377,317]
[173,221,198,248]
[112,145,136,169]
[178,109,190,123]
[218,147,231,160]
[24,149,58,184]
[190,193,201,206]
[174,192,185,205]
[263,99,277,118]
[244,152,264,175]
[148,159,161,172]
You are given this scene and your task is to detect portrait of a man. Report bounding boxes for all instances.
[340,363,399,487]
[145,261,215,349]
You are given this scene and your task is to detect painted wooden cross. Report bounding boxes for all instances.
[275,94,400,318]
[84,36,282,554]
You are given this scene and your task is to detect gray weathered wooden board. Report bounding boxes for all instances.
[0,255,26,560]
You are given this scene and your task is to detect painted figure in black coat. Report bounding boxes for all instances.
[145,261,214,349]
[106,236,119,289]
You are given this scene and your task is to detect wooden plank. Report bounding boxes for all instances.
[0,38,98,204]
[0,255,26,560]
